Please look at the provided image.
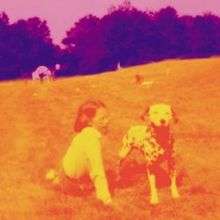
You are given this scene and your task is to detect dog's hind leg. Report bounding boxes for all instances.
[147,170,159,204]
[168,155,180,199]
[170,170,180,198]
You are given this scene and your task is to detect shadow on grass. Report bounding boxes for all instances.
[45,160,186,198]
[111,160,186,189]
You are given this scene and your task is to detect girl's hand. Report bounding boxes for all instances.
[102,197,112,206]
[45,168,60,184]
[45,169,57,180]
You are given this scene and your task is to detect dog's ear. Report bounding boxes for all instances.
[140,107,149,121]
[171,108,178,123]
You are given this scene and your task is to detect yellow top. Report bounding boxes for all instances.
[62,126,112,204]
[62,127,104,178]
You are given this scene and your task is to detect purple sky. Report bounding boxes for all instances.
[1,0,220,45]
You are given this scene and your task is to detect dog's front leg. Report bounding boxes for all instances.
[147,170,159,204]
[170,170,180,199]
[167,149,180,199]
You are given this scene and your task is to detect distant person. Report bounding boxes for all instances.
[46,100,112,205]
[116,62,122,70]
[32,65,52,82]
[50,64,61,80]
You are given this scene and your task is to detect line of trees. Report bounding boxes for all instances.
[0,13,60,80]
[1,2,220,80]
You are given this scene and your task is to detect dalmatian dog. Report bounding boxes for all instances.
[119,103,180,204]
[50,64,61,80]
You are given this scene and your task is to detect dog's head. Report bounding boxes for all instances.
[141,103,178,127]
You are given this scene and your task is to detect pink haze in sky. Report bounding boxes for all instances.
[1,0,220,45]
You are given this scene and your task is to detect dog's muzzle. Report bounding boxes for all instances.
[160,119,166,125]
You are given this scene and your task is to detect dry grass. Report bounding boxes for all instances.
[0,57,219,219]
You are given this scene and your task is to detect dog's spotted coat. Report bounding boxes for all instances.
[121,124,175,167]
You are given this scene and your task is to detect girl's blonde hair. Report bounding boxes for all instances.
[74,100,106,132]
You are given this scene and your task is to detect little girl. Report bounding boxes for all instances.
[46,100,112,205]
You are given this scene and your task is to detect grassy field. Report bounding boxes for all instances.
[0,57,219,219]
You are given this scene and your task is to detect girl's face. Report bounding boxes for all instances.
[91,107,110,133]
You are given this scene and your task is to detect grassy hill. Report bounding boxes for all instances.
[0,57,219,219]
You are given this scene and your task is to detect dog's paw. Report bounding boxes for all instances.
[171,187,180,199]
[172,190,180,199]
